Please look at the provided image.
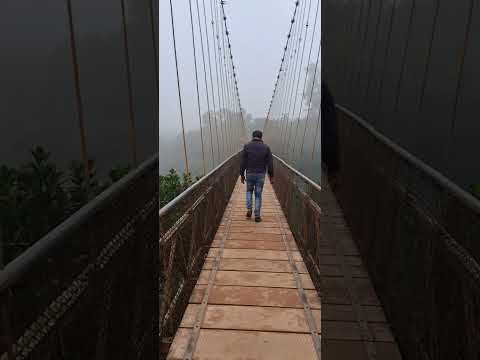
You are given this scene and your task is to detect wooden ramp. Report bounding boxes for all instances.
[167,179,322,360]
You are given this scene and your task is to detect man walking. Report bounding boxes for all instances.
[240,130,274,222]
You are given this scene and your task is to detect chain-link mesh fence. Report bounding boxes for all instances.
[159,152,240,358]
[0,156,159,360]
[334,106,480,360]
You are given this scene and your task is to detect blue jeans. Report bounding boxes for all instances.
[246,172,265,217]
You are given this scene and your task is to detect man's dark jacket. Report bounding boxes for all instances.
[240,138,274,178]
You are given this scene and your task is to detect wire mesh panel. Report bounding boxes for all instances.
[159,152,240,357]
[0,156,159,360]
[334,106,480,360]
[271,156,323,289]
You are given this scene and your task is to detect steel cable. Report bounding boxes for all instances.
[194,0,215,172]
[188,0,207,175]
[168,0,190,175]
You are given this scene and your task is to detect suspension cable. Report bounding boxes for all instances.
[263,1,300,135]
[221,1,244,148]
[310,42,322,160]
[208,0,223,162]
[279,7,301,151]
[200,0,219,167]
[168,0,190,175]
[193,0,214,172]
[188,0,207,175]
[290,0,318,158]
[148,0,159,96]
[283,0,308,157]
[213,0,228,158]
[120,0,138,167]
[220,5,233,153]
[299,0,320,159]
[280,1,305,152]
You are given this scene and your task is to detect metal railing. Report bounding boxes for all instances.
[0,156,159,360]
[335,105,480,360]
[271,155,324,289]
[159,151,241,354]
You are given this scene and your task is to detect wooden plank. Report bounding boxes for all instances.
[228,229,282,241]
[211,248,303,261]
[197,270,315,289]
[189,285,321,309]
[212,239,286,250]
[167,329,319,360]
[203,258,308,273]
[180,304,321,333]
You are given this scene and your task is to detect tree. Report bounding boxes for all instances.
[0,146,131,266]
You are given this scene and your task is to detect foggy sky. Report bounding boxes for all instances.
[159,0,295,135]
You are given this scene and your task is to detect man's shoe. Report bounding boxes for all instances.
[246,209,252,218]
[255,216,262,223]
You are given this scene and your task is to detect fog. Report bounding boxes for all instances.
[159,0,320,176]
[159,0,293,132]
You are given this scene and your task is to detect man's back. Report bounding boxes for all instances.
[239,130,273,222]
[240,139,274,177]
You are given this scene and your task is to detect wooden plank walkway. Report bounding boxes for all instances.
[167,177,402,359]
[167,179,321,359]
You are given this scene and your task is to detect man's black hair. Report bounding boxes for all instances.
[252,130,263,139]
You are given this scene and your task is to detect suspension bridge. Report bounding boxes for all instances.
[1,0,479,360]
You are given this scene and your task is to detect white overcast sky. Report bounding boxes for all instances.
[159,0,296,134]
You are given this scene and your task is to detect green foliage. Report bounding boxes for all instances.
[0,146,130,265]
[159,169,195,207]
[471,183,480,199]
[109,164,132,183]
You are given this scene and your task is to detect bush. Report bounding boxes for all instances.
[159,169,196,208]
[0,146,130,265]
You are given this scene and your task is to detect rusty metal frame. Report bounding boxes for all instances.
[334,105,480,360]
[159,151,241,357]
[0,155,159,359]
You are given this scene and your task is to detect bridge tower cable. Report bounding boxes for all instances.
[282,0,307,157]
[210,0,226,159]
[221,2,242,150]
[207,0,224,163]
[301,35,321,161]
[263,1,300,136]
[188,0,207,175]
[66,0,90,178]
[194,0,216,171]
[120,0,138,167]
[219,11,232,154]
[222,11,237,152]
[200,0,219,167]
[289,0,314,160]
[280,1,305,154]
[283,0,308,158]
[278,3,302,149]
[168,0,190,175]
[277,2,302,153]
[214,0,229,158]
[221,3,238,153]
[148,0,159,97]
[292,0,320,160]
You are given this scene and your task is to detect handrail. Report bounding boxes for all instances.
[159,150,241,217]
[273,154,322,193]
[0,154,158,292]
[337,104,480,214]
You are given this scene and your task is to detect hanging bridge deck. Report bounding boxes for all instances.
[167,178,402,360]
